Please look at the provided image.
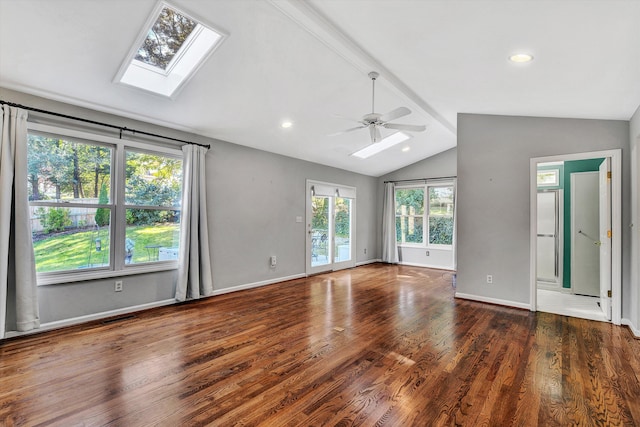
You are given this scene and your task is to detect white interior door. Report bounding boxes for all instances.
[306,180,356,275]
[599,158,612,320]
[571,172,600,296]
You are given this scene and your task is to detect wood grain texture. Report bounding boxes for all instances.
[2,264,640,426]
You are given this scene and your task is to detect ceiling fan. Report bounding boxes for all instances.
[331,71,426,143]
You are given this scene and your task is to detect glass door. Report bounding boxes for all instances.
[311,195,331,269]
[306,180,356,275]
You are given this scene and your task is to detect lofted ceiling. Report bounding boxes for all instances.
[1,0,639,177]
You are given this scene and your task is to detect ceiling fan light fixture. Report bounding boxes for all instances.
[509,53,534,63]
[351,132,411,159]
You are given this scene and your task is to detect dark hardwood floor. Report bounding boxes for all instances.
[2,264,640,426]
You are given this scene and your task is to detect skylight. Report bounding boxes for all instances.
[351,132,411,159]
[116,2,226,98]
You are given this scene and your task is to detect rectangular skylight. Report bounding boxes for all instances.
[115,2,226,98]
[351,132,411,159]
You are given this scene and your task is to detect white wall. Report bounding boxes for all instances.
[629,104,640,335]
[378,148,457,269]
[1,87,380,331]
[456,114,630,310]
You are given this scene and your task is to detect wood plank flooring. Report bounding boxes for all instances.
[2,264,640,426]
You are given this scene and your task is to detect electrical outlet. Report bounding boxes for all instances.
[364,248,367,254]
[486,275,493,284]
[425,250,430,256]
[114,280,123,292]
[270,255,276,267]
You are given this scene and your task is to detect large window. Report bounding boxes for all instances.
[27,126,182,282]
[395,183,455,247]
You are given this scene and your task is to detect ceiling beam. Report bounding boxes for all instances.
[267,0,456,135]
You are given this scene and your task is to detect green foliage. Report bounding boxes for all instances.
[32,224,180,272]
[334,198,351,237]
[126,209,179,226]
[311,197,329,231]
[36,207,72,233]
[27,134,111,201]
[94,183,110,227]
[396,217,424,243]
[429,217,453,245]
[395,188,424,215]
[135,7,196,70]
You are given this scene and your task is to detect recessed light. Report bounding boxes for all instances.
[402,146,410,152]
[509,53,534,63]
[281,121,293,129]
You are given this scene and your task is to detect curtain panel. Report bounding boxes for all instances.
[0,105,39,338]
[175,144,214,301]
[381,182,399,263]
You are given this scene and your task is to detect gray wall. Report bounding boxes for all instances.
[1,88,379,327]
[456,114,631,310]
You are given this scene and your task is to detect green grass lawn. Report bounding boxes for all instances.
[33,224,180,273]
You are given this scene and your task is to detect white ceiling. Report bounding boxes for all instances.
[1,0,639,177]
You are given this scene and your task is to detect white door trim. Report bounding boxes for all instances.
[529,149,622,325]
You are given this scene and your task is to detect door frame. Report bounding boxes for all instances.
[305,179,356,275]
[529,149,622,325]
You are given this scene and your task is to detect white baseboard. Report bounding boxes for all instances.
[356,258,381,267]
[3,273,309,340]
[455,292,531,310]
[4,298,177,339]
[211,273,307,296]
[621,318,640,337]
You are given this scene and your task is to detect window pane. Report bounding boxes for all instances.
[334,197,351,262]
[125,151,183,207]
[135,6,197,70]
[27,134,111,202]
[429,216,453,245]
[396,216,423,244]
[125,209,180,264]
[311,196,330,267]
[429,186,454,216]
[31,206,111,272]
[395,188,424,215]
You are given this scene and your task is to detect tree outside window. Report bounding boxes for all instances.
[395,184,454,246]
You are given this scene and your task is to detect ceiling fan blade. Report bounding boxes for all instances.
[369,125,381,143]
[328,125,366,137]
[383,123,427,132]
[331,113,360,123]
[380,107,411,122]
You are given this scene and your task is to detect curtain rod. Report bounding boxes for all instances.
[0,99,210,149]
[384,175,457,184]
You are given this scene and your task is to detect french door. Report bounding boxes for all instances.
[306,180,356,275]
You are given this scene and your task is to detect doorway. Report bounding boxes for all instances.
[306,180,356,275]
[530,149,621,324]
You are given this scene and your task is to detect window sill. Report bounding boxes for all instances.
[398,244,453,250]
[36,262,179,286]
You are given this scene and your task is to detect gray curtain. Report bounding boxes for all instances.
[381,182,399,263]
[175,144,213,301]
[0,105,39,338]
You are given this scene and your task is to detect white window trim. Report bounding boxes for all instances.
[396,181,455,249]
[27,122,182,285]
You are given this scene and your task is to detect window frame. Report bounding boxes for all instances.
[27,122,183,285]
[395,181,455,249]
[394,185,425,246]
